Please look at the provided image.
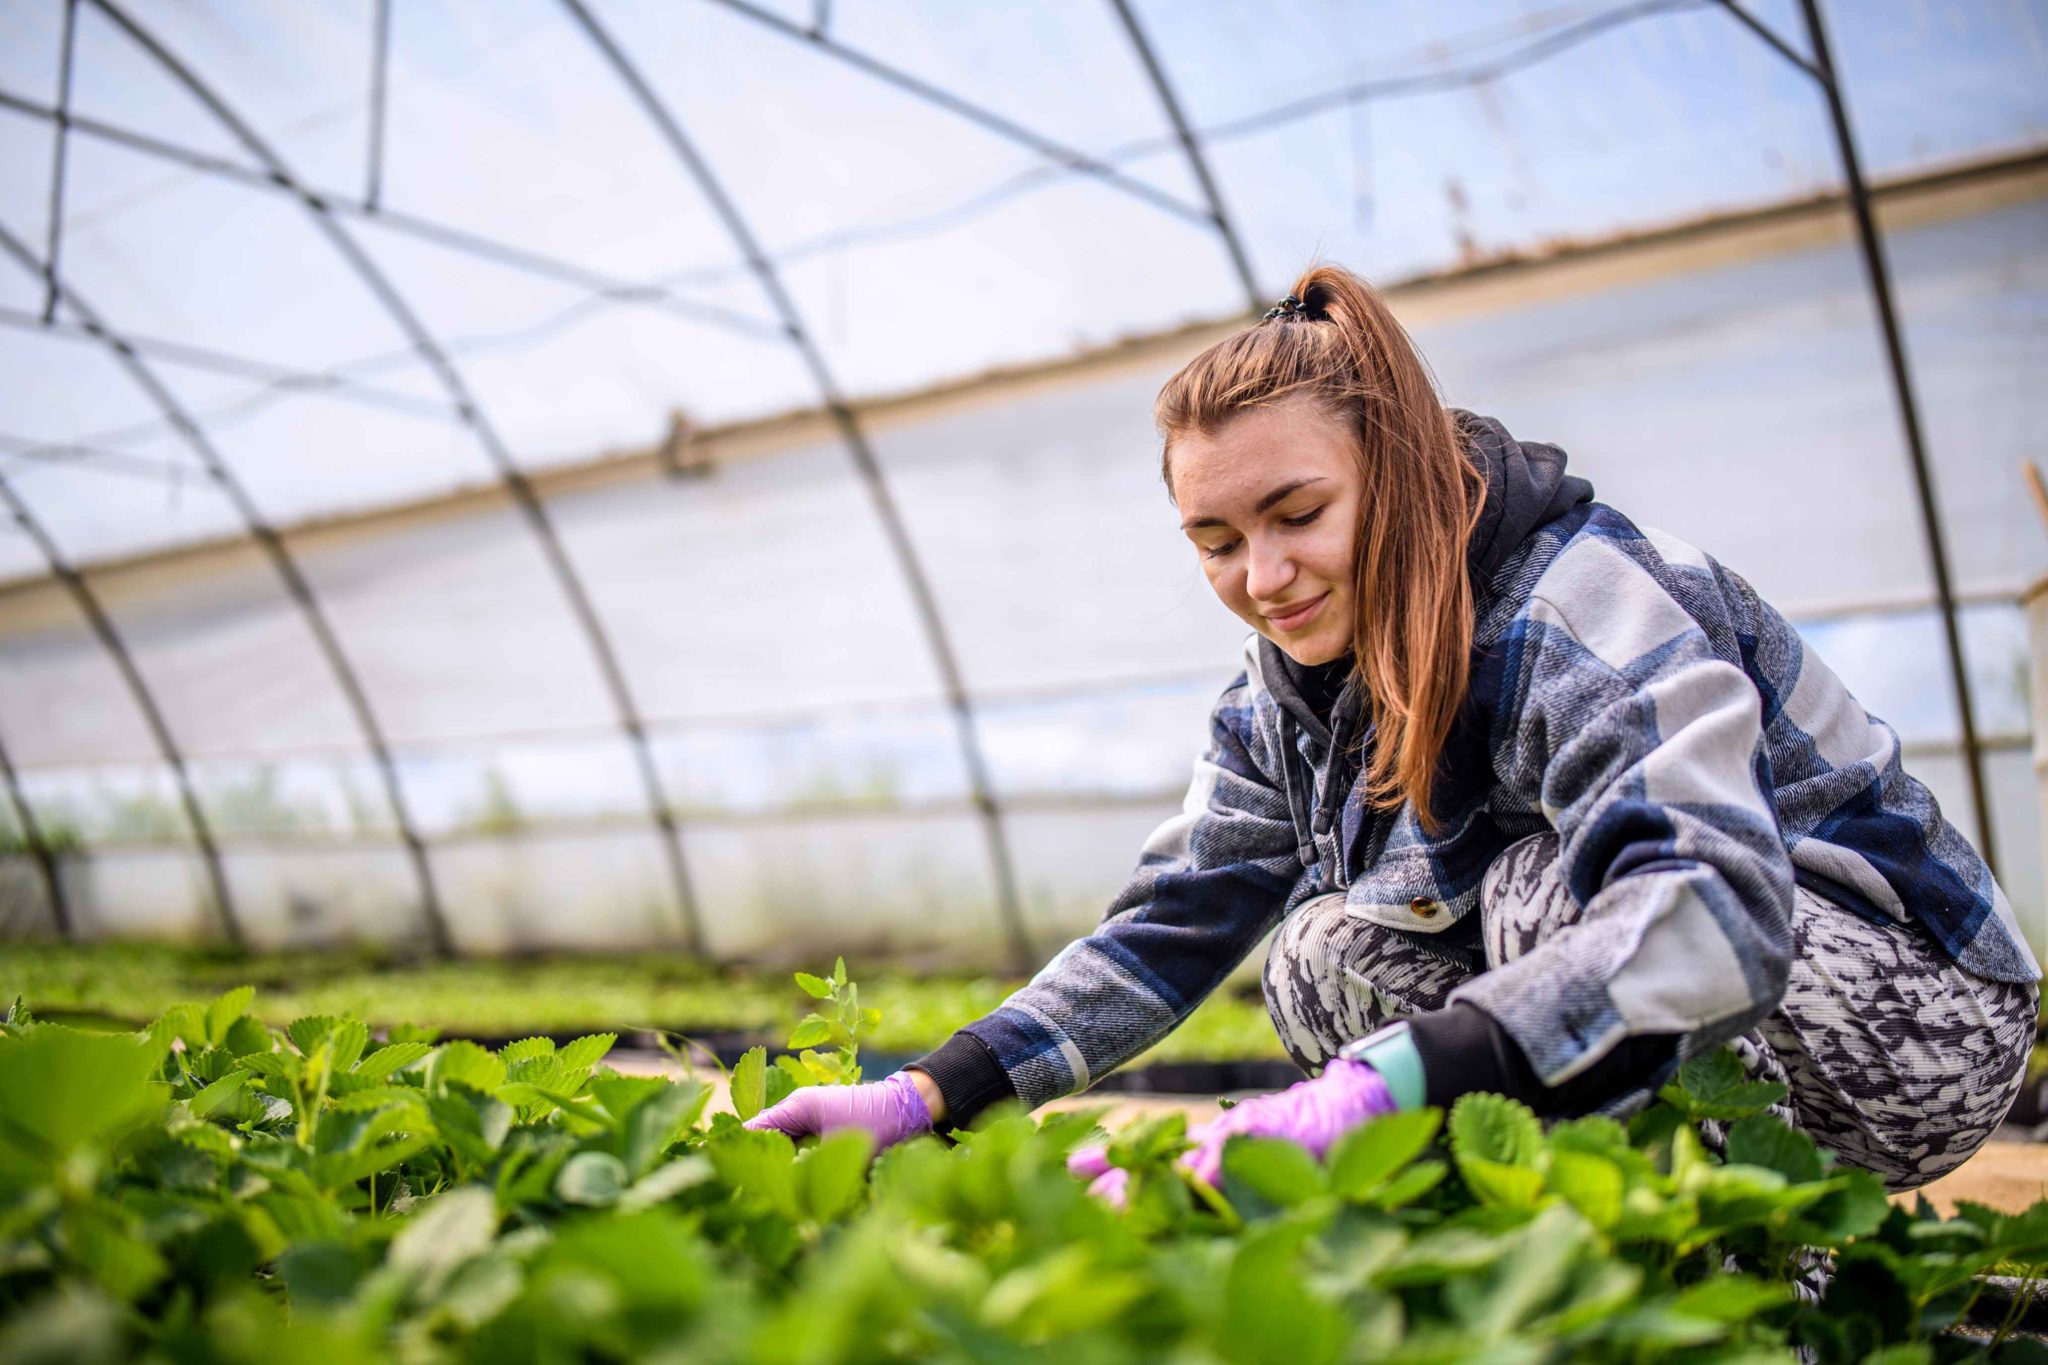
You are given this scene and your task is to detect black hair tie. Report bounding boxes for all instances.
[1263,294,1305,321]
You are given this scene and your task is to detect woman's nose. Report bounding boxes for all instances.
[1244,535,1296,603]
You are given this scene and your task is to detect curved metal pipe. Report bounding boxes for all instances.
[559,0,1036,971]
[705,0,1214,229]
[1106,0,1261,312]
[0,470,240,943]
[1794,0,1995,873]
[40,0,80,324]
[0,726,72,940]
[0,222,454,954]
[1705,0,1998,875]
[90,0,706,951]
[0,90,781,344]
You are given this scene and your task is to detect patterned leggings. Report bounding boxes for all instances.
[1263,834,2039,1192]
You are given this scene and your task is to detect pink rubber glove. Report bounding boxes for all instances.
[1068,1059,1397,1208]
[742,1072,934,1149]
[1065,1144,1130,1206]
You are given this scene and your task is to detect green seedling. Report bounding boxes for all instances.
[1,962,2043,1364]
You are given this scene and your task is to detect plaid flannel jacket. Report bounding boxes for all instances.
[960,502,2039,1109]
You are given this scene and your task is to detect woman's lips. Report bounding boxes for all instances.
[1265,593,1328,631]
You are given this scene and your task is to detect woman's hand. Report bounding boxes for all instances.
[741,1070,939,1150]
[1067,1059,1397,1207]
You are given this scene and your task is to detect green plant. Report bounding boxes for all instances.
[3,970,2047,1363]
[3,940,1290,1063]
[728,956,878,1122]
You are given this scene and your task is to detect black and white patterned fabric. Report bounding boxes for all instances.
[1265,833,2038,1192]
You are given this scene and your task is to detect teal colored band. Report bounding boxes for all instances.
[1349,1027,1426,1111]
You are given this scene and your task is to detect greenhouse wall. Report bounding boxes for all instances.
[2,156,2043,965]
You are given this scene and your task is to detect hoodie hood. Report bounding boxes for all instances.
[1263,409,1592,739]
[1453,408,1594,588]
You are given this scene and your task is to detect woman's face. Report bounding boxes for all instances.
[1169,397,1363,666]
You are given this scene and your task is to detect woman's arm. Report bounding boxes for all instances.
[908,661,1307,1127]
[905,1069,946,1125]
[1432,533,1796,1109]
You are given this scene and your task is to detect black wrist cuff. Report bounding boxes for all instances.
[1410,1001,1526,1110]
[904,1031,1014,1133]
[1408,1000,1680,1118]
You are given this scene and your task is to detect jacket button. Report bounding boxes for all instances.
[1409,897,1437,918]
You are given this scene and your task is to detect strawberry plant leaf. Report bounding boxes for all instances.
[1725,1113,1824,1183]
[1459,1155,1548,1210]
[557,1033,617,1071]
[427,1081,513,1172]
[1218,1222,1348,1365]
[730,1046,767,1123]
[284,1015,342,1058]
[786,1016,832,1050]
[795,1128,873,1223]
[1371,1158,1449,1210]
[233,1051,293,1083]
[355,1041,433,1079]
[1328,1108,1440,1199]
[1449,1092,1544,1169]
[388,1186,497,1286]
[1669,1276,1791,1323]
[63,1203,167,1301]
[1220,1135,1327,1210]
[1106,1111,1188,1169]
[426,1041,505,1096]
[186,1070,249,1120]
[765,1056,803,1108]
[1547,1149,1625,1229]
[709,1127,799,1221]
[793,973,833,1000]
[222,1015,272,1059]
[557,1151,630,1207]
[496,1037,554,1068]
[619,1155,715,1213]
[204,987,255,1048]
[588,1073,669,1126]
[1658,1050,1789,1121]
[0,1026,167,1179]
[623,1081,708,1179]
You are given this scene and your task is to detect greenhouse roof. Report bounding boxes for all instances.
[0,0,2042,572]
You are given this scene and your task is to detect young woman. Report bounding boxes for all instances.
[748,264,2040,1196]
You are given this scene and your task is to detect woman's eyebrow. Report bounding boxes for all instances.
[1180,477,1329,529]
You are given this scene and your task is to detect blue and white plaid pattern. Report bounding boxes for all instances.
[963,503,2039,1109]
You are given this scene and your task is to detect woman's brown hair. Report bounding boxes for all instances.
[1155,263,1485,830]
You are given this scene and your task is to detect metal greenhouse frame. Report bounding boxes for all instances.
[0,0,2004,963]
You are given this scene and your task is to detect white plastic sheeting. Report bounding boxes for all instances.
[0,1,2043,962]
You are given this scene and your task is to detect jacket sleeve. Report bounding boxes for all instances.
[1444,552,1796,1103]
[912,672,1306,1119]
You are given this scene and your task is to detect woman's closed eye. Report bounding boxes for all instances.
[1198,507,1320,558]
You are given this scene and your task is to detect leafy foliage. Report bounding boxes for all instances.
[2,969,2045,1362]
[6,939,1287,1063]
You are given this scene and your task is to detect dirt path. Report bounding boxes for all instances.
[1906,1143,2048,1216]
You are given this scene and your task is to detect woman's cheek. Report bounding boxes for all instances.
[1205,570,1250,627]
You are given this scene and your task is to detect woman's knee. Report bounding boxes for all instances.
[1262,893,1470,1071]
[1760,913,2038,1193]
[1479,831,1578,967]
